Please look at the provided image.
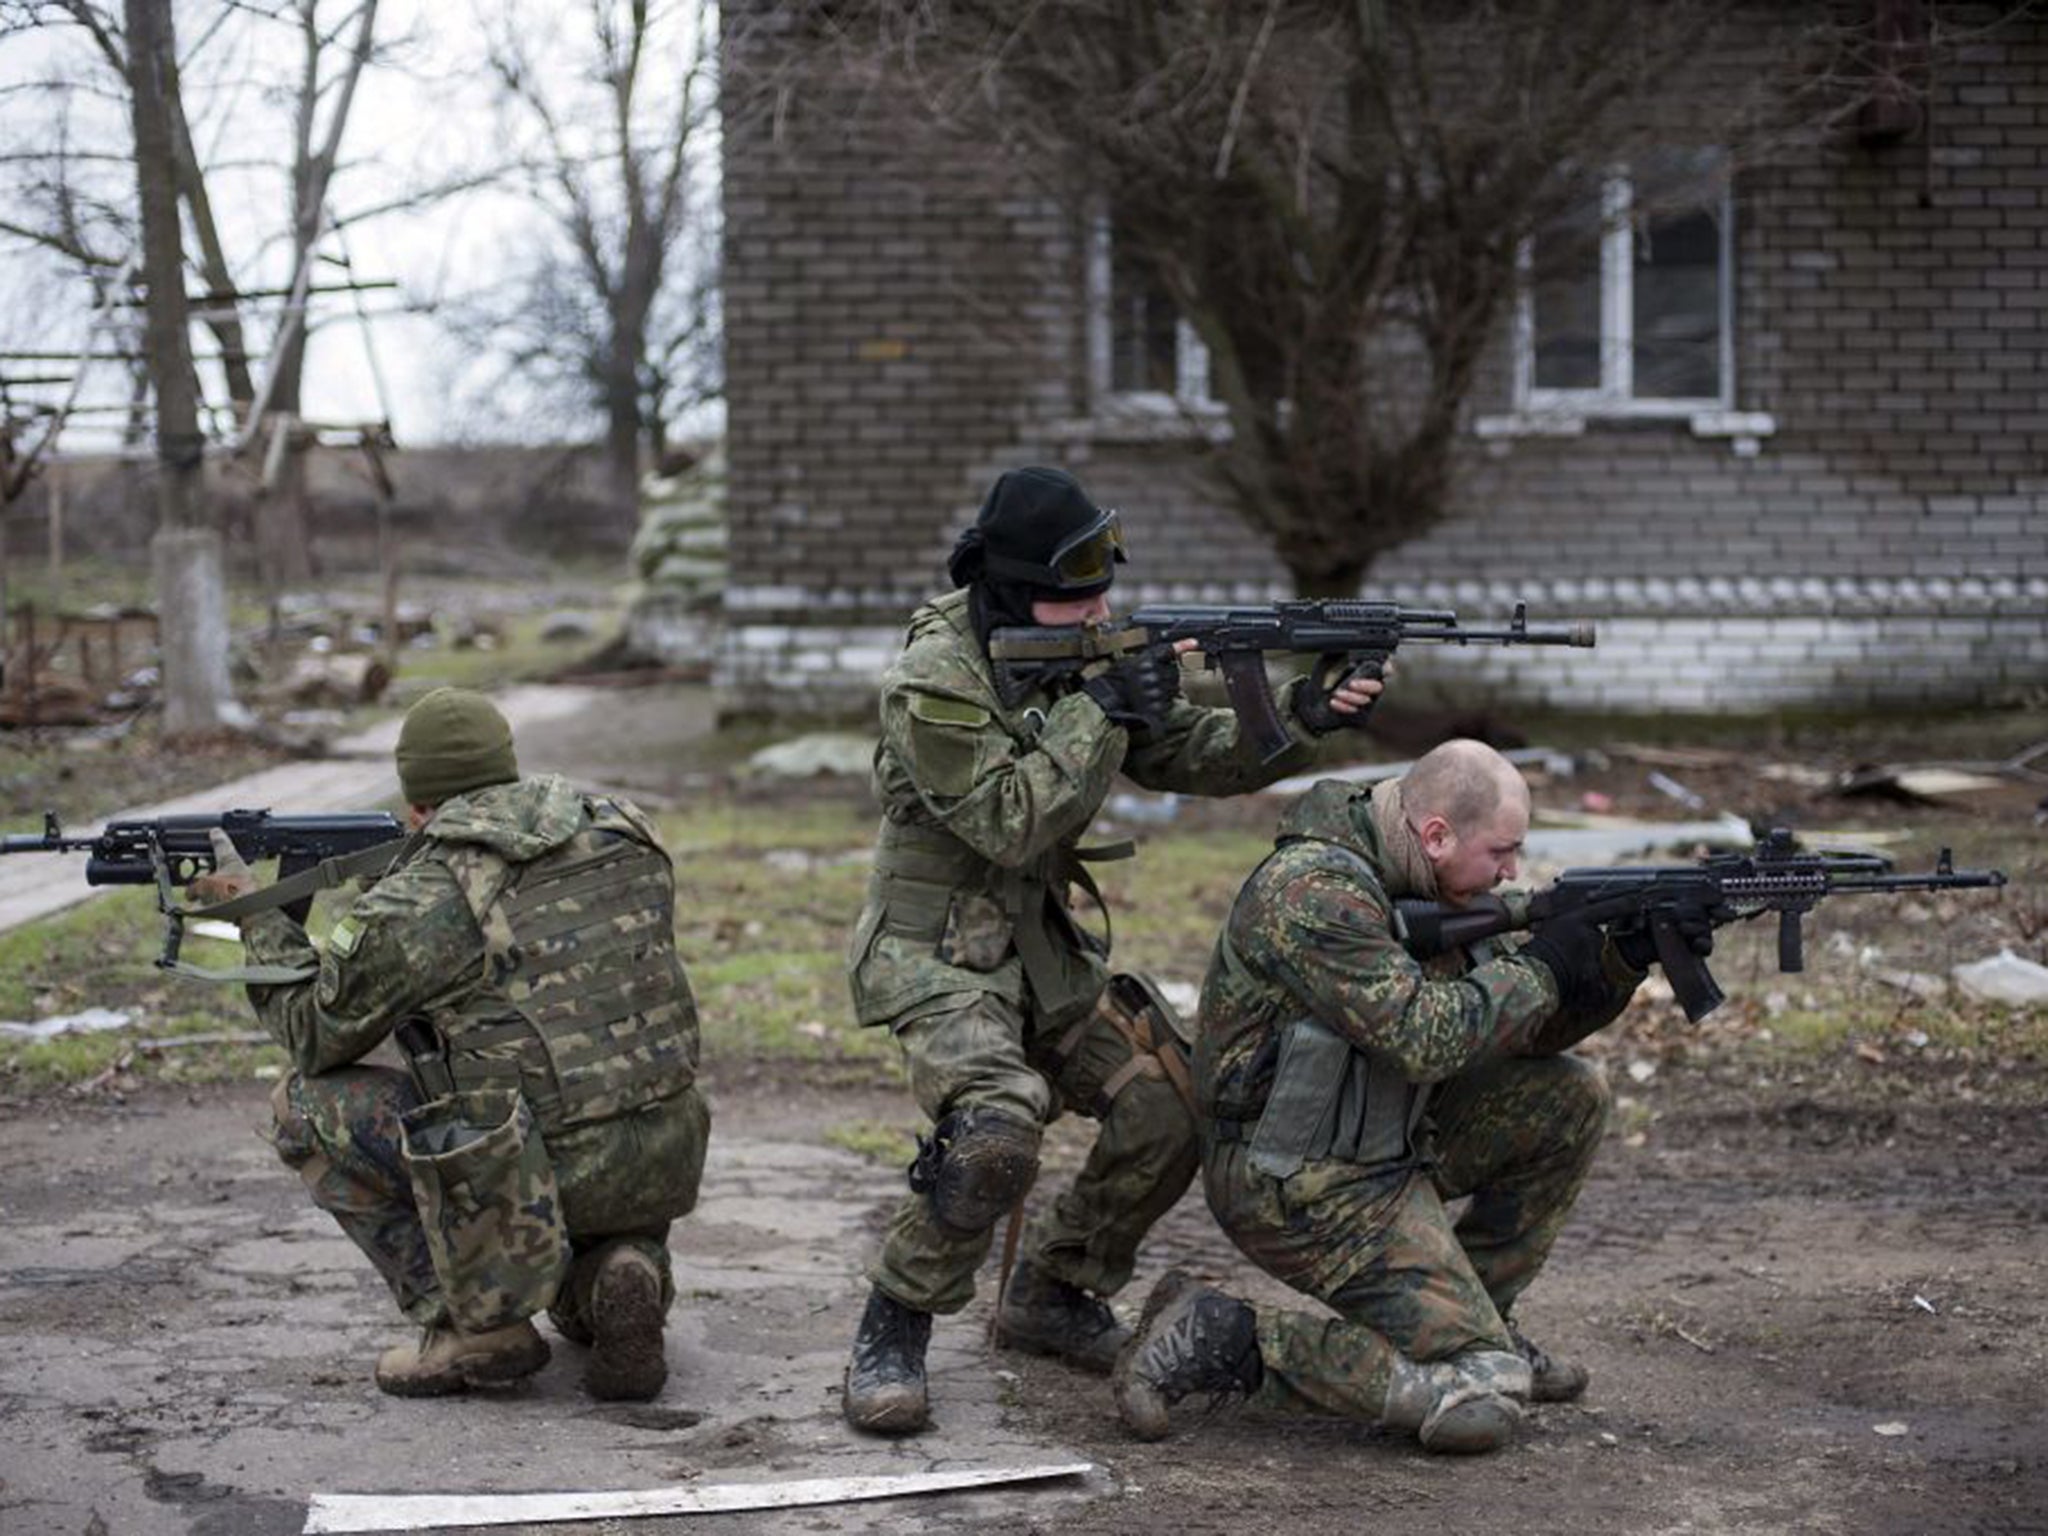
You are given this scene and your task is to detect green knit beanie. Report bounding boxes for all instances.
[396,688,519,806]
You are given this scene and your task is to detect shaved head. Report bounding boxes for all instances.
[1401,739,1530,833]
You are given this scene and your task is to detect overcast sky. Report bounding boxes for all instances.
[0,0,719,456]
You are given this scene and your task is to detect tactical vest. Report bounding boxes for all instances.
[1216,841,1497,1178]
[861,595,1120,1026]
[411,799,697,1134]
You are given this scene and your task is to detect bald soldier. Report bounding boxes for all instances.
[190,688,710,1402]
[1114,740,1712,1452]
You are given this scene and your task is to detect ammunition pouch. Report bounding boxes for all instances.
[399,1088,571,1331]
[1241,1017,1430,1181]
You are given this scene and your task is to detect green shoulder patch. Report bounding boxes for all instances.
[907,693,991,729]
[327,913,364,958]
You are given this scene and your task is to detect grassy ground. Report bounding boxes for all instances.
[0,763,2036,1116]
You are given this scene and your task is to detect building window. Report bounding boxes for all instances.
[1516,151,1732,416]
[1088,210,1213,411]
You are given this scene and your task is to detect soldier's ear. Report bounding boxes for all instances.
[1416,815,1455,859]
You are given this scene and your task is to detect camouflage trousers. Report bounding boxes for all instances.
[870,986,1199,1316]
[1203,1052,1610,1420]
[270,1065,695,1335]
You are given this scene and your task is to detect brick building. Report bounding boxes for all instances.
[717,5,2047,717]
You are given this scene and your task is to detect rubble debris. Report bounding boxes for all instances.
[1521,812,1755,865]
[1266,745,1576,798]
[282,652,390,707]
[745,732,876,780]
[1647,770,1708,812]
[1607,744,1746,770]
[1872,969,1947,1002]
[1755,762,1835,792]
[539,610,600,643]
[1952,950,2048,1007]
[1837,766,2014,804]
[0,1007,132,1040]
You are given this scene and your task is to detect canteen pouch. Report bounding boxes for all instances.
[400,1088,571,1332]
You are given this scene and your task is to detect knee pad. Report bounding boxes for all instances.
[908,1108,1041,1237]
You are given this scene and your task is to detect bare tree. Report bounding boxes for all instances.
[125,0,230,735]
[466,0,719,541]
[770,1,1899,595]
[248,0,381,589]
[2,0,402,593]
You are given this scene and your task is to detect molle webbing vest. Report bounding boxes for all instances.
[420,803,694,1133]
[1217,840,1440,1178]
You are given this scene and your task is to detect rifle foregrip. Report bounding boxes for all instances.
[1778,911,1804,973]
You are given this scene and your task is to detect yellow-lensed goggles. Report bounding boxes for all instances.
[985,509,1127,590]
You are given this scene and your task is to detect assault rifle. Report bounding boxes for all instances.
[1,809,405,971]
[1394,829,2007,1023]
[989,600,1596,762]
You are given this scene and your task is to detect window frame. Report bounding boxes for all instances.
[1086,206,1219,418]
[1513,159,1736,420]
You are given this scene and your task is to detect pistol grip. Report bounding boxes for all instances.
[1653,914,1725,1023]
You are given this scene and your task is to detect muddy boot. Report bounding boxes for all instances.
[374,1319,550,1398]
[1381,1348,1530,1455]
[843,1288,932,1435]
[585,1246,669,1402]
[1510,1323,1589,1403]
[1112,1269,1261,1442]
[993,1261,1130,1375]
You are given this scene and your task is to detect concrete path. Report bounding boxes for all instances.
[0,1083,1101,1535]
[0,686,600,936]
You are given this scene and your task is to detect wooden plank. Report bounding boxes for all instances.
[303,1462,1095,1534]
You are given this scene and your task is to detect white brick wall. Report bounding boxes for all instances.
[715,575,2048,715]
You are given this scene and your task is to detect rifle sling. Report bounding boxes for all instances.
[160,840,404,985]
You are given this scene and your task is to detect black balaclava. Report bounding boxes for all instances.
[946,466,1123,646]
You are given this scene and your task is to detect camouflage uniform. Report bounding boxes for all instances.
[1195,779,1637,1420]
[851,588,1319,1314]
[240,775,710,1336]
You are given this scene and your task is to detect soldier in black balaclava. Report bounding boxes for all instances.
[839,464,1386,1436]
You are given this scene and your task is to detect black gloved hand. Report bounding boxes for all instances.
[1517,910,1610,1013]
[1081,643,1181,733]
[1292,653,1380,737]
[1612,900,1726,972]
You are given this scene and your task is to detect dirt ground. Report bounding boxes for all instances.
[3,1058,2043,1536]
[1,678,2043,1536]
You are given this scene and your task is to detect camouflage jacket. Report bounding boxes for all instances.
[242,776,701,1132]
[848,588,1318,1028]
[1195,779,1639,1127]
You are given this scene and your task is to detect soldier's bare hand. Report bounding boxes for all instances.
[190,828,257,903]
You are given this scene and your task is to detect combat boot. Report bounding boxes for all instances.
[1112,1269,1261,1441]
[585,1245,669,1402]
[374,1318,550,1398]
[993,1261,1130,1375]
[1510,1323,1590,1403]
[1381,1348,1530,1454]
[843,1287,932,1435]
